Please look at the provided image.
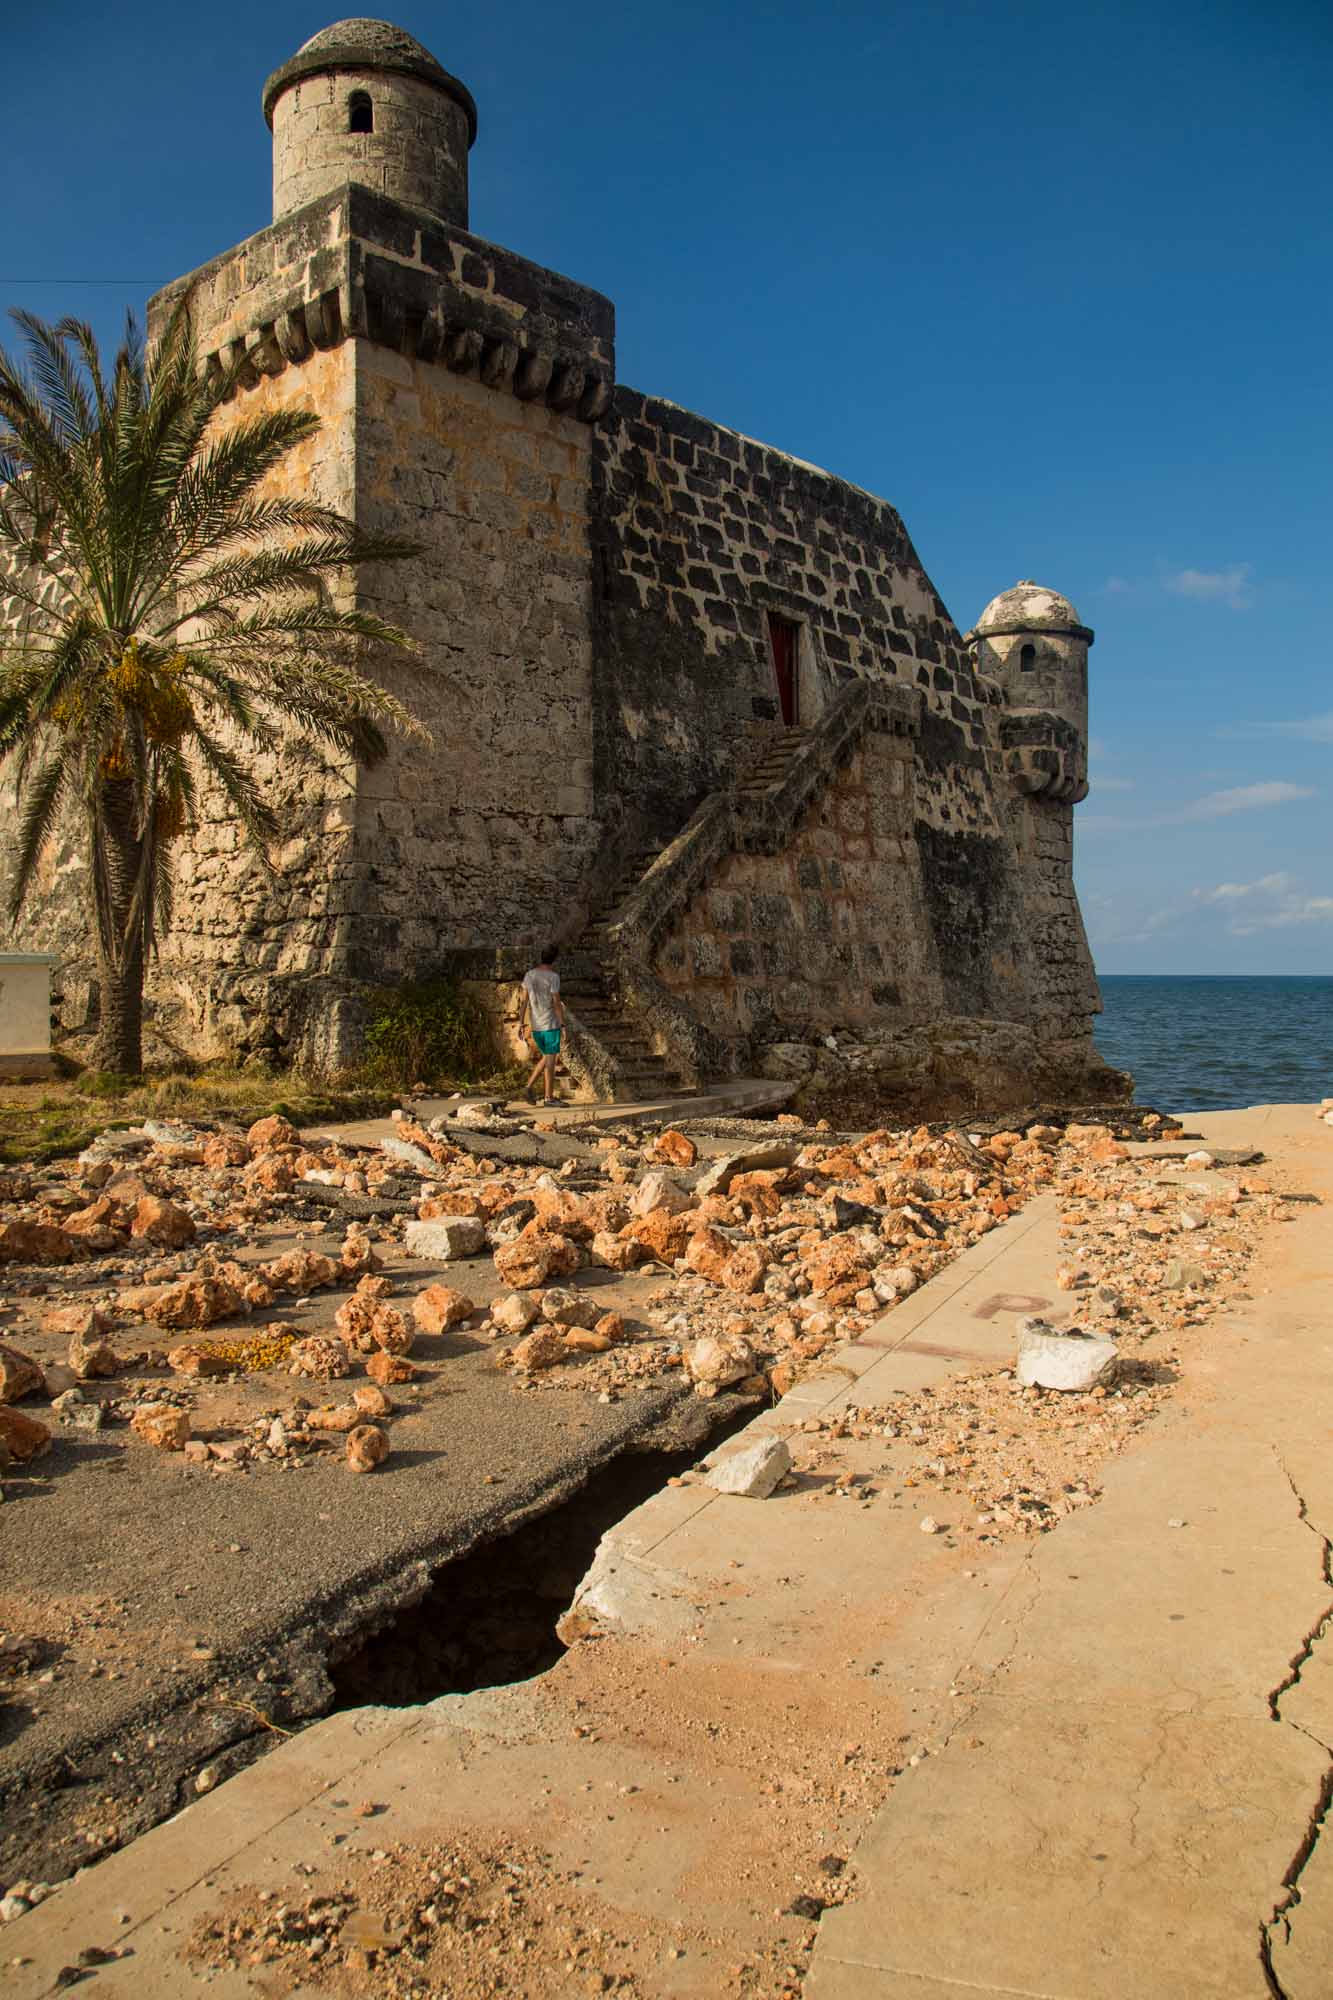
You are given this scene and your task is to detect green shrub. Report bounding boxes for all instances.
[360,978,497,1089]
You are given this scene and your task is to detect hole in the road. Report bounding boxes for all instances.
[329,1408,756,1709]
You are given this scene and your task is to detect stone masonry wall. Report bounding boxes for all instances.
[653,733,938,1049]
[348,343,602,971]
[153,344,366,1066]
[590,390,1001,850]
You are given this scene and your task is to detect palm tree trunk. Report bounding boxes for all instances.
[91,780,147,1074]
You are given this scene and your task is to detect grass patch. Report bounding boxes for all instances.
[0,1069,397,1168]
[361,977,500,1091]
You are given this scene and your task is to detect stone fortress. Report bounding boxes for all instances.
[9,19,1120,1108]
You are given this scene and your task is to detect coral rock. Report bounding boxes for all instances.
[353,1383,392,1417]
[246,1114,300,1152]
[540,1288,600,1330]
[687,1333,756,1396]
[651,1129,698,1168]
[0,1219,77,1265]
[512,1326,569,1373]
[493,1230,581,1290]
[346,1424,390,1473]
[131,1196,196,1249]
[366,1349,417,1386]
[0,1406,53,1461]
[68,1329,121,1379]
[562,1328,612,1354]
[166,1343,232,1379]
[260,1248,339,1293]
[0,1344,44,1404]
[131,1403,191,1451]
[289,1334,354,1380]
[491,1291,540,1335]
[412,1283,475,1335]
[202,1134,251,1168]
[306,1403,362,1432]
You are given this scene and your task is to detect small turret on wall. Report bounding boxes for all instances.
[263,16,478,227]
[967,580,1093,803]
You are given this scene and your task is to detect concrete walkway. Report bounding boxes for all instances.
[5,1105,1329,1998]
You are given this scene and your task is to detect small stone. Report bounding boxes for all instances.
[353,1383,392,1417]
[920,1516,941,1534]
[130,1196,196,1249]
[0,1344,44,1404]
[131,1404,191,1451]
[651,1129,697,1167]
[345,1424,390,1473]
[194,1764,219,1793]
[366,1350,417,1386]
[412,1283,475,1335]
[705,1436,791,1498]
[0,1407,53,1462]
[491,1292,540,1335]
[512,1326,569,1373]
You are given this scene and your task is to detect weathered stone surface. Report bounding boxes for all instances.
[651,1130,698,1168]
[687,1333,755,1395]
[539,1288,600,1331]
[705,1435,791,1498]
[630,1171,690,1218]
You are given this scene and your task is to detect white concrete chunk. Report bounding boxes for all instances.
[1017,1317,1119,1392]
[704,1435,792,1498]
[403,1217,487,1261]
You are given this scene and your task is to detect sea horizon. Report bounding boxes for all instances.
[1091,971,1331,1113]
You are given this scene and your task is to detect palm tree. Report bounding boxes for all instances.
[0,303,422,1074]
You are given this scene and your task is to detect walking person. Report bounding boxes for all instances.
[518,944,567,1104]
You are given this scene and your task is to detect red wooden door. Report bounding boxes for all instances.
[768,613,799,726]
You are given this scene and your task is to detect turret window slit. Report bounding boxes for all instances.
[348,91,373,133]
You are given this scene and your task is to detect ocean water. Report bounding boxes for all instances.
[1093,975,1332,1113]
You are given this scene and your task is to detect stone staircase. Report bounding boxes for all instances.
[562,730,812,1101]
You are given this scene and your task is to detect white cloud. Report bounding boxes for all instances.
[1161,562,1253,610]
[1190,873,1333,935]
[1100,575,1131,596]
[1234,710,1333,745]
[1079,781,1314,835]
[1092,775,1136,792]
[1178,781,1314,821]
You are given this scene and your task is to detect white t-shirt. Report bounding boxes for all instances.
[523,966,561,1032]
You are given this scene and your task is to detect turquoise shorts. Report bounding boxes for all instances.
[533,1027,561,1055]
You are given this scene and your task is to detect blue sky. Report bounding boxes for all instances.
[5,0,1329,973]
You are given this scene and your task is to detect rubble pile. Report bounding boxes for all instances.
[0,1098,1291,1511]
[794,1363,1172,1540]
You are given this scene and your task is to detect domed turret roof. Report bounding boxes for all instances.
[263,18,476,139]
[973,580,1090,638]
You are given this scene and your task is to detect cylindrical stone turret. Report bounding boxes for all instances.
[263,18,477,227]
[968,580,1093,746]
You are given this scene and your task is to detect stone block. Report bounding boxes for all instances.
[403,1217,487,1261]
